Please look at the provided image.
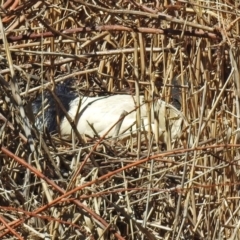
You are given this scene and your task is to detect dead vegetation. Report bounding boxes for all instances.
[0,0,240,239]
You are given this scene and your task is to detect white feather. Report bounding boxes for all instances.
[60,95,187,143]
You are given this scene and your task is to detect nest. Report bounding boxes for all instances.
[0,0,239,239]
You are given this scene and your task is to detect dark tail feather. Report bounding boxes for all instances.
[171,76,181,110]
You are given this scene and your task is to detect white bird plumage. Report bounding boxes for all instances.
[60,94,187,143]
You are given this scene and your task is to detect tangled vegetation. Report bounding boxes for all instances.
[0,0,240,239]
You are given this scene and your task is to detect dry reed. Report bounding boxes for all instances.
[0,0,239,239]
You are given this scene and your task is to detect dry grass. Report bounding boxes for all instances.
[0,0,240,239]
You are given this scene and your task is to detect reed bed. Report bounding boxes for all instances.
[0,0,239,239]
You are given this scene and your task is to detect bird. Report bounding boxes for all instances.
[31,81,77,134]
[32,80,188,145]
